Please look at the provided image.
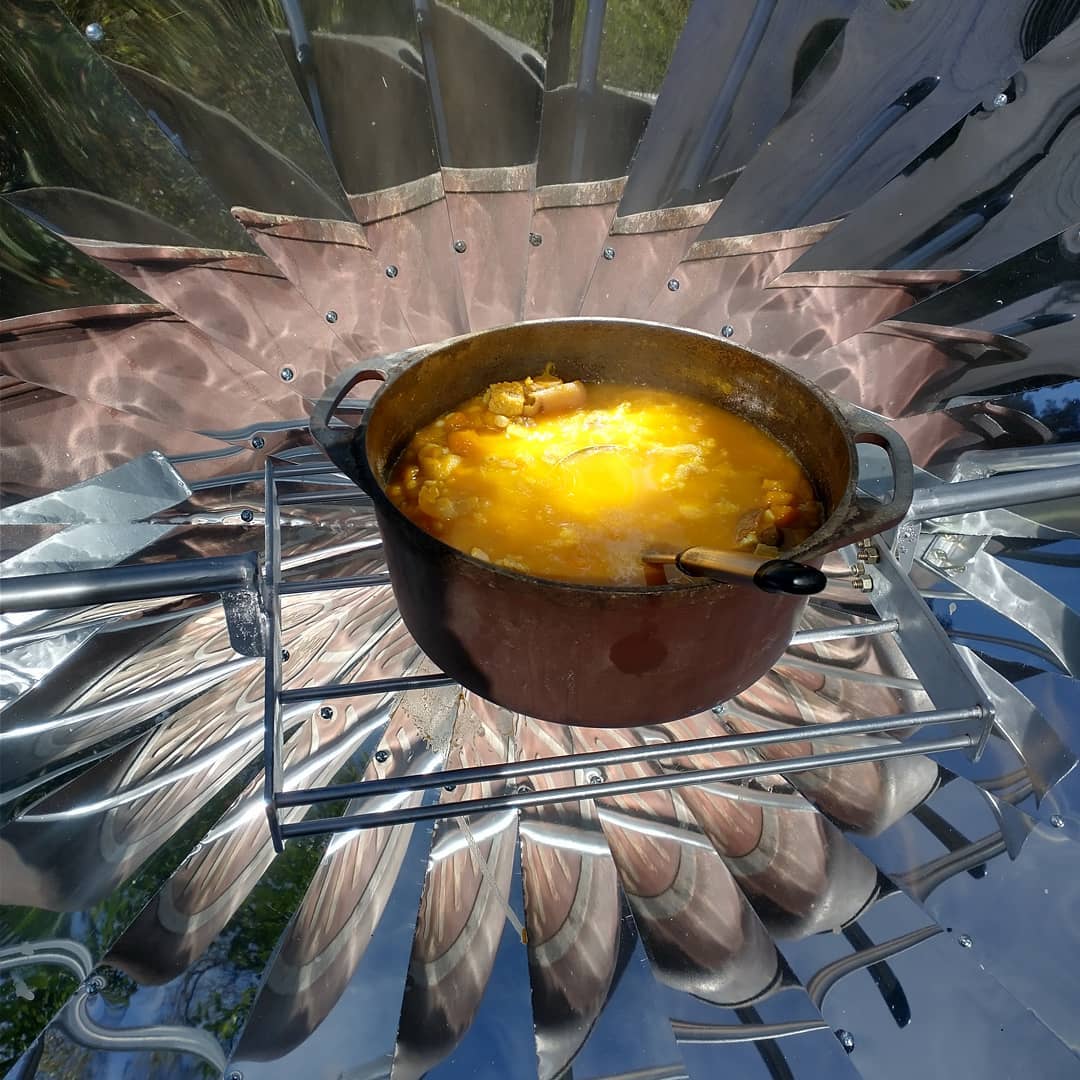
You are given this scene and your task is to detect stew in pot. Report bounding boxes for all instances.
[385,369,823,586]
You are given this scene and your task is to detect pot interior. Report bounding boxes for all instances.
[361,319,857,550]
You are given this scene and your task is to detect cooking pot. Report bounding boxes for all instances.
[310,318,912,728]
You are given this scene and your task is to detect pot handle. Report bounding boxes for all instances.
[308,350,416,491]
[834,401,915,543]
[643,549,827,594]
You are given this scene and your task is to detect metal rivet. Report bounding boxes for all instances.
[251,436,265,450]
[586,769,604,785]
[958,934,973,948]
[375,749,390,764]
[529,232,542,247]
[835,1029,855,1053]
[84,22,104,43]
[991,92,1008,109]
[444,784,457,792]
[602,246,616,260]
[319,706,334,720]
[240,509,254,523]
[1050,814,1065,828]
[667,278,680,292]
[280,367,295,382]
[325,309,338,323]
[385,265,399,279]
[281,649,290,662]
[453,239,467,253]
[720,325,735,338]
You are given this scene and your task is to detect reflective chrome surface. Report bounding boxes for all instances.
[4,0,1080,1076]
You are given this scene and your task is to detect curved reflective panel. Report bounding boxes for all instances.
[5,0,1080,1075]
[0,200,145,320]
[266,0,468,345]
[0,3,360,391]
[524,1,689,319]
[0,1,250,250]
[799,225,1080,419]
[52,0,353,222]
[701,0,1080,239]
[787,18,1080,282]
[415,0,553,329]
[618,0,858,217]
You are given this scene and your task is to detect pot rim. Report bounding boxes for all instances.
[358,316,861,597]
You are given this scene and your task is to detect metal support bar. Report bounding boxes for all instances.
[279,672,457,705]
[909,464,1080,521]
[280,574,391,594]
[789,619,899,645]
[0,553,260,613]
[868,539,995,757]
[263,460,285,853]
[276,490,372,506]
[275,705,982,808]
[279,735,973,838]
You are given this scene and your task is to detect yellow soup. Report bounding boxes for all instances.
[385,372,823,586]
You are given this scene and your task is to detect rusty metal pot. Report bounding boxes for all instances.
[310,318,911,728]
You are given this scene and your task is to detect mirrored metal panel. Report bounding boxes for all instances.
[0,1,250,250]
[53,0,353,222]
[0,2,360,391]
[0,199,145,320]
[700,0,1079,240]
[786,18,1080,283]
[618,0,858,217]
[268,0,468,344]
[416,0,553,328]
[50,0,415,358]
[797,225,1080,421]
[525,0,688,319]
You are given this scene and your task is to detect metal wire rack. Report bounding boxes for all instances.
[259,457,996,853]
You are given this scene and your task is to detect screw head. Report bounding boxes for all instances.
[1050,814,1065,828]
[453,239,467,253]
[240,509,254,523]
[280,367,295,382]
[84,22,105,43]
[251,436,265,450]
[958,933,973,948]
[319,706,334,720]
[602,246,616,261]
[227,1072,244,1080]
[835,1029,855,1053]
[444,783,457,792]
[667,278,680,292]
[325,309,338,323]
[84,974,106,994]
[280,649,290,662]
[385,265,399,279]
[375,749,390,764]
[585,769,604,785]
[720,325,735,338]
[529,232,542,247]
[515,782,533,795]
[991,92,1008,109]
